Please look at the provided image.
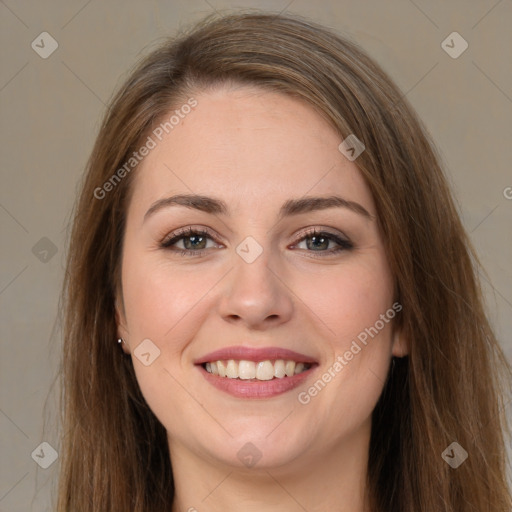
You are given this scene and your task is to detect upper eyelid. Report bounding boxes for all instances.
[293,226,350,242]
[161,227,221,246]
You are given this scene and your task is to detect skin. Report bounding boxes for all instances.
[116,85,408,512]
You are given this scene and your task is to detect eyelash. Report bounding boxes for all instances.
[160,226,353,258]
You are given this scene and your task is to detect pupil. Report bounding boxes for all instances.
[308,235,328,251]
[185,235,206,250]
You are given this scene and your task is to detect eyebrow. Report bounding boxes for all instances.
[143,193,373,222]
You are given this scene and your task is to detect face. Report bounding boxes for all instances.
[116,85,406,473]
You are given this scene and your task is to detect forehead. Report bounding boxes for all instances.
[128,86,375,218]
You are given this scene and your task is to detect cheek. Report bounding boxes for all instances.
[121,257,214,426]
[294,256,394,347]
[293,256,395,417]
[121,256,218,344]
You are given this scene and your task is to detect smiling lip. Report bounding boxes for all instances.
[194,345,318,399]
[198,364,317,398]
[194,346,318,365]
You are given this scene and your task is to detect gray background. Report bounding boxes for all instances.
[1,1,511,510]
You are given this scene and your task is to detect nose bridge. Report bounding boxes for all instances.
[218,235,293,327]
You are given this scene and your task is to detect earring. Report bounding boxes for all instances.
[117,338,124,344]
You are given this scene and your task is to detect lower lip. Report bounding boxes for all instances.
[197,364,317,399]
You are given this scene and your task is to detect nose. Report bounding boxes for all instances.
[217,248,294,330]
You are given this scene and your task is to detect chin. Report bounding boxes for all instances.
[202,423,313,470]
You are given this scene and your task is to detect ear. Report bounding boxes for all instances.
[391,327,408,358]
[115,297,131,355]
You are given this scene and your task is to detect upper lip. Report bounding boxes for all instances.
[194,346,318,365]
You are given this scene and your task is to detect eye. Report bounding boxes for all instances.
[160,227,222,255]
[292,228,353,256]
[160,226,353,258]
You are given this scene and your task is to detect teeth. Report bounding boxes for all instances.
[256,361,274,380]
[226,360,238,378]
[285,360,296,377]
[294,362,305,375]
[204,359,311,380]
[217,360,227,377]
[238,360,256,380]
[274,359,286,378]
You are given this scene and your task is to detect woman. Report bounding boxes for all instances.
[57,11,511,511]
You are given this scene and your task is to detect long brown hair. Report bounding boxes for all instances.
[57,11,512,511]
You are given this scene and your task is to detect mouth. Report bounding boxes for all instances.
[202,359,313,380]
[194,346,319,399]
